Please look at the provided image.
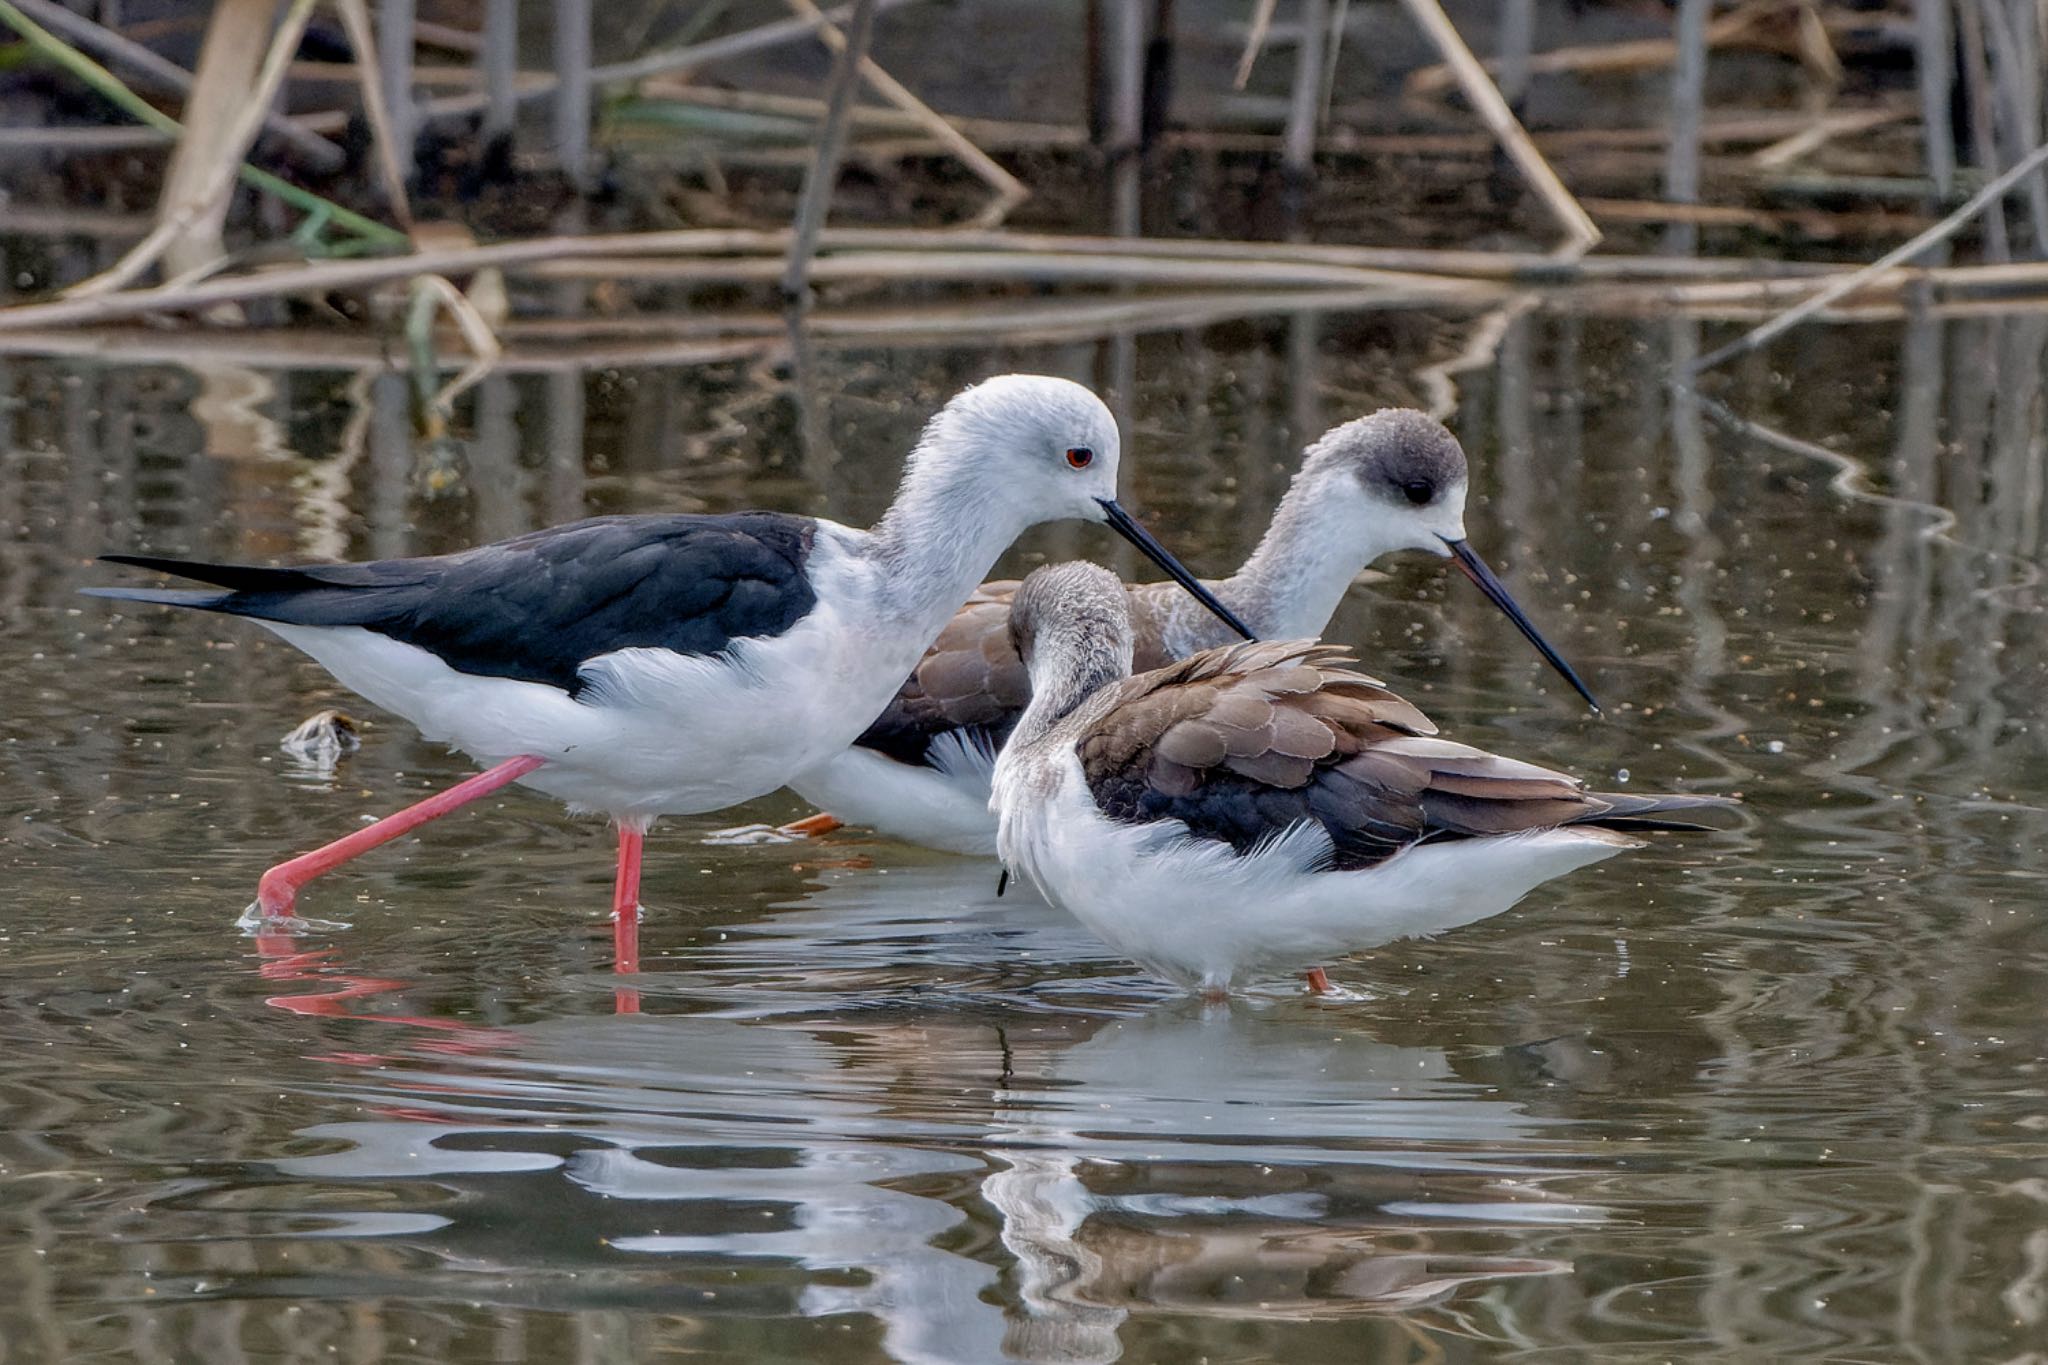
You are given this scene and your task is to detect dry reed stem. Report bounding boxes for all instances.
[785,0,1028,225]
[1283,0,1330,178]
[1691,136,2048,372]
[0,227,1859,332]
[783,0,879,296]
[1793,0,1843,86]
[407,274,503,414]
[0,286,1453,368]
[7,0,344,169]
[1404,2,1769,98]
[1393,0,1600,253]
[334,0,416,228]
[530,249,1506,293]
[1751,105,1911,169]
[635,81,1082,148]
[302,0,928,130]
[1233,0,1280,89]
[0,1,404,249]
[68,0,318,299]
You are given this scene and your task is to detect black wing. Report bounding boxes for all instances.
[89,513,819,694]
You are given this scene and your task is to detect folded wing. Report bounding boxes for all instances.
[88,513,818,695]
[1080,640,1734,869]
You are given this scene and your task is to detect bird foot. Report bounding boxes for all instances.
[235,900,352,936]
[701,813,845,845]
[609,902,646,924]
[701,822,803,845]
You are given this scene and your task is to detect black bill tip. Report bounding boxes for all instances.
[1439,536,1602,714]
[1097,498,1256,642]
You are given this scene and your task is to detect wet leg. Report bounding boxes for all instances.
[1304,967,1333,995]
[254,755,546,919]
[612,822,645,1013]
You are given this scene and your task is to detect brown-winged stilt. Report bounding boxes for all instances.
[988,562,1735,999]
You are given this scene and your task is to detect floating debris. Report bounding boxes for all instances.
[279,708,362,776]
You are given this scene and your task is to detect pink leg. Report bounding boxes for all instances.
[255,754,546,918]
[612,823,645,1013]
[1304,967,1332,995]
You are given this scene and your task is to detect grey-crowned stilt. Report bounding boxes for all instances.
[85,375,1252,967]
[786,409,1597,855]
[989,562,1735,999]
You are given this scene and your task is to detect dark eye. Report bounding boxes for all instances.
[1065,446,1094,470]
[1400,479,1433,505]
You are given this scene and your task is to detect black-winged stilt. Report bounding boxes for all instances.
[785,408,1598,855]
[85,375,1252,959]
[988,562,1736,999]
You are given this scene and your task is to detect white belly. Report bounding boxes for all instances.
[264,597,925,820]
[787,733,1000,856]
[997,755,1635,991]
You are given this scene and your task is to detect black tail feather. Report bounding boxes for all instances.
[80,585,234,610]
[97,554,337,595]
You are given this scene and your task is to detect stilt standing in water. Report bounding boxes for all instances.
[86,376,1252,966]
[990,563,1736,999]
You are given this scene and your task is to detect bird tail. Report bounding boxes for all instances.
[1576,791,1743,834]
[95,553,331,593]
[79,585,234,611]
[82,553,377,616]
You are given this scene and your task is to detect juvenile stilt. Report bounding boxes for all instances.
[253,754,546,919]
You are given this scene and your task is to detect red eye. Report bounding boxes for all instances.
[1065,446,1094,470]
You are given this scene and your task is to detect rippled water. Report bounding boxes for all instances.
[4,303,2047,1360]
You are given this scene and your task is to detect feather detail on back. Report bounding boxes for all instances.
[1077,639,1734,870]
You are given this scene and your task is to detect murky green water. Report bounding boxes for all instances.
[3,303,2046,1361]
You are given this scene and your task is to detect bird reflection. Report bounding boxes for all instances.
[257,956,1589,1359]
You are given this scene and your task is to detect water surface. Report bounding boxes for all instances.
[3,304,2046,1360]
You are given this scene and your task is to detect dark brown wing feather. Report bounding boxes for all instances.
[1079,641,1735,870]
[852,580,1187,768]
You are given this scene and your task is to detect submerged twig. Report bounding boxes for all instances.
[1691,137,2048,373]
[406,274,504,418]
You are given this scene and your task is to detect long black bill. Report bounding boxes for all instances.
[1097,498,1256,641]
[1439,536,1601,714]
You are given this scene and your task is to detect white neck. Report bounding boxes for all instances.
[1221,471,1395,641]
[1008,636,1130,755]
[859,446,1037,643]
